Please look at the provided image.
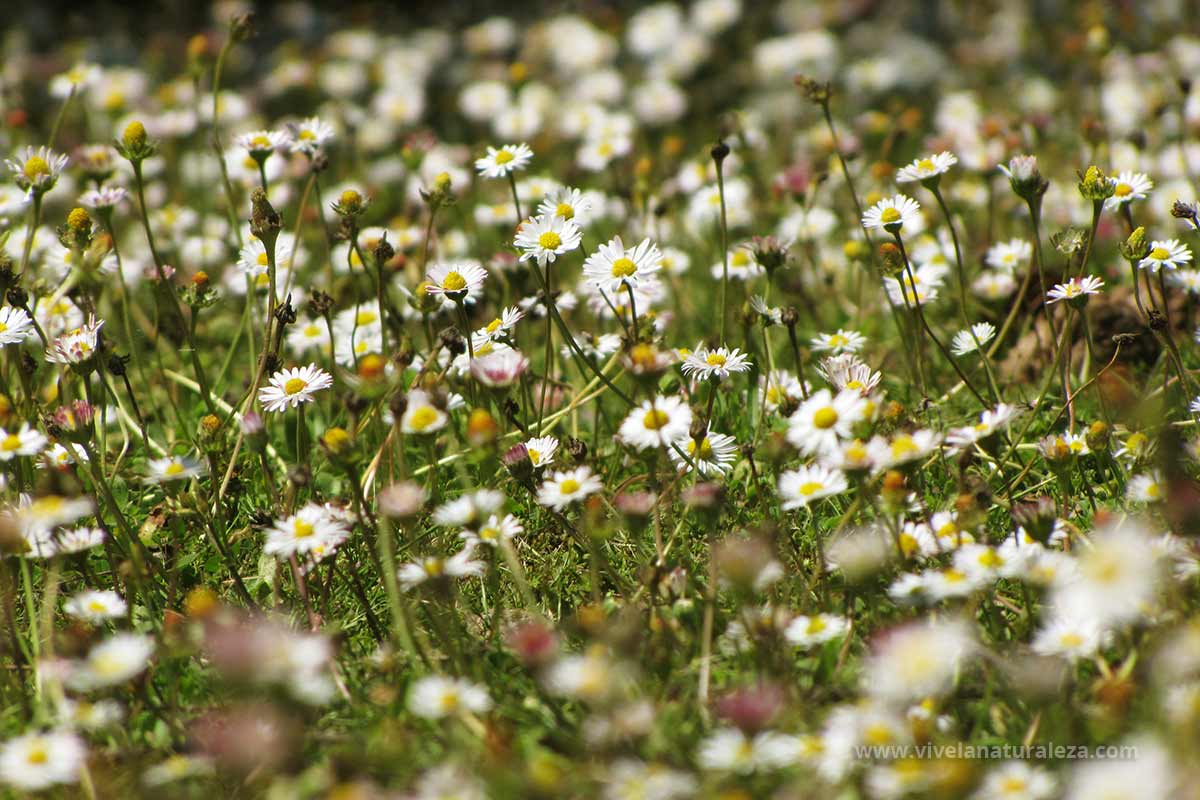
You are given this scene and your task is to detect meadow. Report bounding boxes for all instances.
[1,1,1199,797]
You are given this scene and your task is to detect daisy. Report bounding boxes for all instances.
[1138,239,1191,272]
[475,143,533,178]
[537,466,604,511]
[44,316,104,365]
[460,513,524,548]
[66,632,155,690]
[618,395,693,450]
[398,545,486,590]
[1047,275,1104,304]
[6,146,69,196]
[1171,269,1200,294]
[696,728,801,773]
[945,403,1020,450]
[950,322,996,355]
[894,151,958,184]
[0,424,48,460]
[146,454,206,483]
[785,613,850,648]
[431,489,505,528]
[0,729,85,792]
[1031,615,1104,661]
[470,348,529,387]
[867,430,943,471]
[1127,471,1163,503]
[973,271,1018,300]
[974,761,1056,800]
[582,235,662,293]
[64,589,127,622]
[680,346,752,382]
[0,306,34,346]
[761,370,807,413]
[709,248,765,281]
[514,214,583,267]
[984,238,1032,271]
[1104,170,1153,211]
[670,429,738,476]
[408,675,493,718]
[425,261,488,300]
[287,319,331,354]
[862,194,921,233]
[523,435,559,468]
[863,618,974,704]
[235,129,290,159]
[400,390,450,435]
[264,504,351,559]
[811,329,866,355]
[474,306,524,342]
[778,465,849,509]
[537,186,593,224]
[79,185,127,211]
[259,364,333,412]
[286,116,335,155]
[787,389,868,456]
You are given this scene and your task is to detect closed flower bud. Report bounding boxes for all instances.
[378,481,427,520]
[879,242,905,277]
[333,188,366,217]
[1078,165,1115,201]
[710,141,730,163]
[1086,420,1110,453]
[502,443,534,484]
[249,189,282,245]
[122,120,147,151]
[184,586,219,619]
[793,75,832,105]
[466,408,498,447]
[881,470,908,507]
[321,426,354,458]
[1120,226,1150,262]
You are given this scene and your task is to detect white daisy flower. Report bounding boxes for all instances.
[400,389,450,435]
[286,116,335,155]
[44,316,104,365]
[785,613,849,649]
[786,388,868,457]
[984,238,1032,271]
[894,151,958,184]
[258,364,334,413]
[537,186,594,224]
[670,428,737,476]
[0,424,48,460]
[811,329,866,355]
[235,129,290,158]
[0,306,34,346]
[1047,275,1104,304]
[475,143,533,178]
[778,465,849,509]
[474,306,524,342]
[408,675,493,718]
[514,214,583,267]
[5,146,69,196]
[1138,239,1191,272]
[867,430,942,471]
[862,194,921,233]
[398,545,486,590]
[0,729,85,792]
[582,235,662,294]
[145,454,206,483]
[537,466,603,511]
[66,632,155,690]
[1104,170,1153,210]
[950,322,997,355]
[264,504,351,559]
[431,489,505,528]
[523,436,559,469]
[618,395,693,450]
[696,728,801,773]
[1031,615,1104,661]
[974,761,1056,800]
[64,590,127,622]
[460,513,524,548]
[680,346,752,382]
[425,261,488,300]
[1127,471,1163,503]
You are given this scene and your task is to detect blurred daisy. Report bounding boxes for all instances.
[286,116,335,155]
[1032,615,1103,661]
[408,675,492,718]
[400,390,450,435]
[862,194,921,233]
[460,513,523,548]
[778,465,849,509]
[696,728,800,773]
[895,151,957,184]
[0,306,33,346]
[785,614,849,648]
[811,329,866,355]
[537,466,603,511]
[66,632,154,690]
[259,364,333,412]
[1127,471,1163,503]
[1047,275,1104,304]
[0,424,48,460]
[0,729,85,792]
[984,239,1032,271]
[680,346,752,381]
[235,129,290,158]
[1104,170,1152,210]
[475,143,533,178]
[974,761,1056,800]
[64,590,127,623]
[515,214,582,267]
[1139,239,1191,272]
[951,322,996,355]
[537,186,593,224]
[399,546,485,590]
[146,455,206,483]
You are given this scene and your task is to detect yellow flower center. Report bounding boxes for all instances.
[642,409,670,430]
[829,334,848,347]
[23,157,50,180]
[812,407,838,429]
[559,478,580,494]
[688,438,714,458]
[494,150,514,165]
[251,134,272,149]
[880,207,902,224]
[356,310,378,325]
[256,252,269,266]
[807,616,827,634]
[284,378,308,395]
[731,251,750,267]
[1146,482,1161,499]
[1149,247,1170,260]
[408,406,440,431]
[555,202,574,219]
[1114,183,1132,197]
[706,353,727,367]
[1059,632,1083,648]
[798,481,825,495]
[424,557,444,576]
[299,130,316,141]
[1,434,22,451]
[486,318,502,333]
[88,600,108,612]
[527,448,541,464]
[293,519,314,538]
[891,436,918,459]
[538,231,562,250]
[442,271,468,291]
[0,323,7,333]
[26,745,48,765]
[977,549,1003,568]
[611,257,637,278]
[165,462,185,476]
[303,324,321,337]
[480,527,499,540]
[917,158,935,172]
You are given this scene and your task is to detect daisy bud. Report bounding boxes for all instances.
[710,140,730,164]
[878,242,904,277]
[793,74,831,105]
[439,327,466,356]
[122,120,146,151]
[0,254,14,294]
[373,234,395,269]
[229,13,255,42]
[715,683,785,734]
[184,586,219,619]
[333,188,366,218]
[998,154,1047,202]
[880,470,907,508]
[1077,165,1115,202]
[378,481,427,520]
[843,240,870,262]
[249,189,282,250]
[240,410,267,452]
[714,535,778,594]
[187,33,208,62]
[1037,434,1072,467]
[356,353,387,382]
[320,426,356,463]
[506,619,558,667]
[614,491,657,529]
[466,408,498,447]
[1171,200,1199,229]
[64,207,93,251]
[1119,226,1150,263]
[682,481,724,512]
[502,443,534,485]
[199,413,221,441]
